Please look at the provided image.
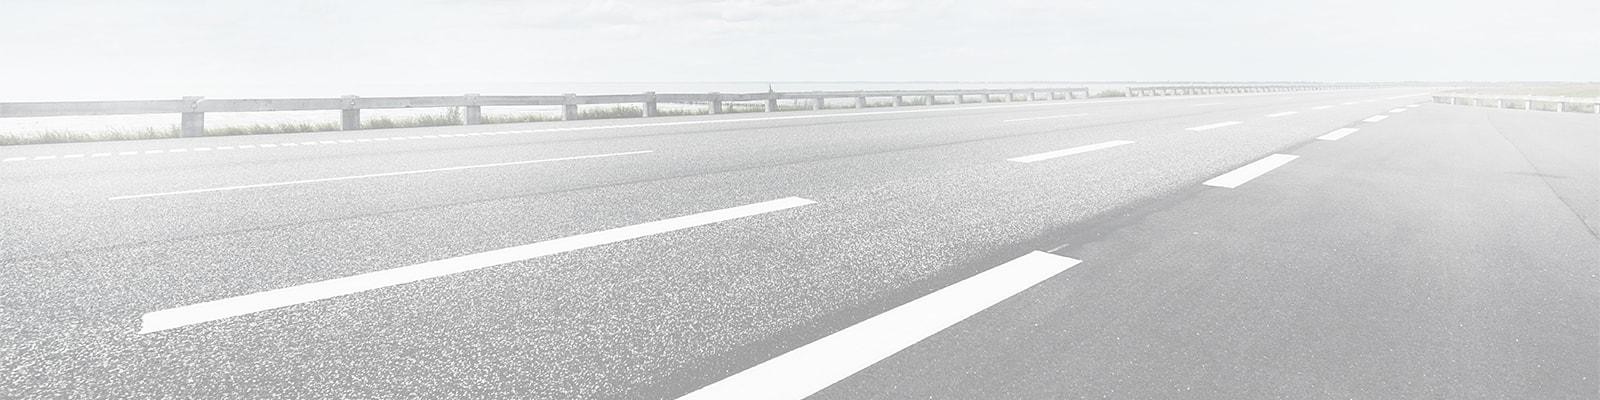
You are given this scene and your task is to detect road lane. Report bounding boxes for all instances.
[0,88,1453,398]
[806,101,1599,400]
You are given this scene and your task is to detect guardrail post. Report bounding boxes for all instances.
[643,92,659,117]
[1524,98,1533,110]
[892,96,904,107]
[1555,99,1565,113]
[764,93,777,112]
[982,93,991,103]
[562,93,579,120]
[955,93,966,104]
[180,96,204,137]
[813,97,825,110]
[462,93,482,125]
[1026,92,1036,101]
[340,95,360,130]
[708,92,723,114]
[923,95,934,106]
[855,92,867,109]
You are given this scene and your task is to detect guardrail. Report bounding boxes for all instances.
[0,87,1091,137]
[1125,85,1335,97]
[1430,93,1600,114]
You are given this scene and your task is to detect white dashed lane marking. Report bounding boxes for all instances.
[679,251,1081,400]
[1006,140,1134,163]
[1316,128,1359,141]
[1186,121,1243,131]
[138,196,817,334]
[109,150,653,201]
[1203,154,1299,188]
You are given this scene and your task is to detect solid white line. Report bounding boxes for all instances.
[678,251,1080,400]
[1203,154,1299,188]
[2,157,26,162]
[1311,105,1334,110]
[1316,128,1360,141]
[1363,115,1388,122]
[109,150,652,200]
[139,196,816,334]
[1389,108,1407,113]
[1341,101,1360,105]
[1186,121,1242,131]
[1000,113,1089,123]
[1266,111,1299,117]
[1405,104,1421,108]
[1007,140,1134,163]
[1190,102,1225,106]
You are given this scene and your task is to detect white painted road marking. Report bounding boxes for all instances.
[1007,140,1135,163]
[1406,104,1421,108]
[1001,113,1089,123]
[1203,154,1299,188]
[1266,111,1299,117]
[1311,105,1334,110]
[1341,101,1360,105]
[1363,115,1389,122]
[1316,128,1360,141]
[678,251,1080,400]
[1190,102,1225,106]
[1389,108,1408,113]
[109,150,652,200]
[1186,121,1243,131]
[138,197,816,334]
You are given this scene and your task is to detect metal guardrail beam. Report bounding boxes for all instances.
[0,88,1093,137]
[1430,93,1600,114]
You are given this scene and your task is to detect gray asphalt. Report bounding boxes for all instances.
[2,89,1594,399]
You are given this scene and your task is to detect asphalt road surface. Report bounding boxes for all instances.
[3,89,1595,399]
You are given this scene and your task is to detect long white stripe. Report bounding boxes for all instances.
[1266,111,1299,117]
[1311,105,1334,110]
[110,150,652,200]
[1006,140,1134,163]
[1389,108,1408,113]
[1363,115,1388,122]
[1189,102,1225,106]
[679,251,1079,400]
[1316,128,1359,141]
[1185,121,1242,131]
[1203,154,1299,188]
[1000,113,1089,123]
[139,197,816,334]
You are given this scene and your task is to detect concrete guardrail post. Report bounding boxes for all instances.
[813,97,826,110]
[923,95,933,106]
[340,95,360,130]
[462,94,482,125]
[180,96,204,137]
[708,92,723,114]
[1524,98,1533,110]
[855,92,867,109]
[763,95,777,112]
[1555,100,1564,113]
[982,93,992,103]
[955,93,966,104]
[893,96,904,107]
[1027,92,1037,101]
[643,92,659,117]
[561,93,579,120]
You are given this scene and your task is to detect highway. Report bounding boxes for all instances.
[2,88,1595,399]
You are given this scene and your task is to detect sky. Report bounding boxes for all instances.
[1,0,1595,100]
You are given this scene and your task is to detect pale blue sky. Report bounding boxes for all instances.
[2,0,1595,100]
